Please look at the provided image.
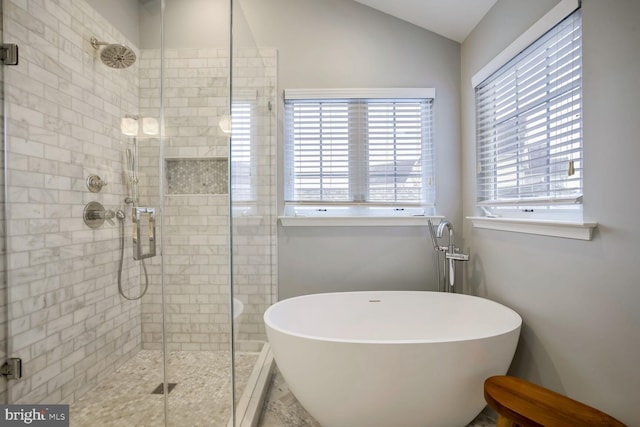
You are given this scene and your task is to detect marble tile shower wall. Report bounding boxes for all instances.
[4,0,141,404]
[138,48,277,352]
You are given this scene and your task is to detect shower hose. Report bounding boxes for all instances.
[117,210,149,300]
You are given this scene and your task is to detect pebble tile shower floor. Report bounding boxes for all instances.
[70,350,258,426]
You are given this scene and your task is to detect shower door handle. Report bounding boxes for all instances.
[133,207,156,260]
[0,358,22,379]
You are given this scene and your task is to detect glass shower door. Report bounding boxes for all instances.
[229,0,278,424]
[0,0,276,423]
[0,0,7,404]
[157,1,239,425]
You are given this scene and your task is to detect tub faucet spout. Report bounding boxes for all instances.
[431,220,469,292]
[436,220,454,254]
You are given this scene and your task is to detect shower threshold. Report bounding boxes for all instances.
[228,343,275,427]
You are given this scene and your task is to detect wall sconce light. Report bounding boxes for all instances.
[218,115,231,134]
[143,117,159,135]
[121,114,160,136]
[121,116,139,136]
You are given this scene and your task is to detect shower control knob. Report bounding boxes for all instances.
[104,209,116,225]
[83,201,116,228]
[87,174,107,192]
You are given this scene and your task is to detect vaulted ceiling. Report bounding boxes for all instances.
[352,0,498,43]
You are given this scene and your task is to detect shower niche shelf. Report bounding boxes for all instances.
[165,157,228,195]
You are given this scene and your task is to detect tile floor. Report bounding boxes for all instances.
[70,350,258,427]
[69,350,496,427]
[257,367,497,427]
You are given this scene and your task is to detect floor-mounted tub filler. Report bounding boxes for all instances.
[264,291,522,427]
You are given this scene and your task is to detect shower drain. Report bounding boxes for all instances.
[151,383,177,394]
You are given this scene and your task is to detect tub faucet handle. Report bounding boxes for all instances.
[446,251,469,261]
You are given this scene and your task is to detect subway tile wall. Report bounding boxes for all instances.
[138,47,277,353]
[2,0,277,406]
[4,0,141,404]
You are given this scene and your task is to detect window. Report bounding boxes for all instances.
[283,89,435,216]
[475,9,582,219]
[230,102,254,202]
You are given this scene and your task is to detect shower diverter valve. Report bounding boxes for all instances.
[86,174,107,192]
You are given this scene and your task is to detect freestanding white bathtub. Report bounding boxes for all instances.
[264,291,521,427]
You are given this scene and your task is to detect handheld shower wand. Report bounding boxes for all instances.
[125,146,138,205]
[427,219,439,251]
[117,143,150,300]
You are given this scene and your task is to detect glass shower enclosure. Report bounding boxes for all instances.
[0,0,276,425]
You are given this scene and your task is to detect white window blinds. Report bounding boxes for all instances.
[230,102,254,201]
[284,90,435,208]
[475,9,582,208]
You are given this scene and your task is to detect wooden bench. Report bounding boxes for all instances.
[483,375,626,427]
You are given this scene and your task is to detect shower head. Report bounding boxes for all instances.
[90,37,136,69]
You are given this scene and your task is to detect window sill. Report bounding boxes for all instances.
[279,215,441,227]
[468,216,597,240]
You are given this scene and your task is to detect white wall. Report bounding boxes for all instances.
[138,0,229,49]
[240,0,462,298]
[461,0,640,424]
[86,0,140,46]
